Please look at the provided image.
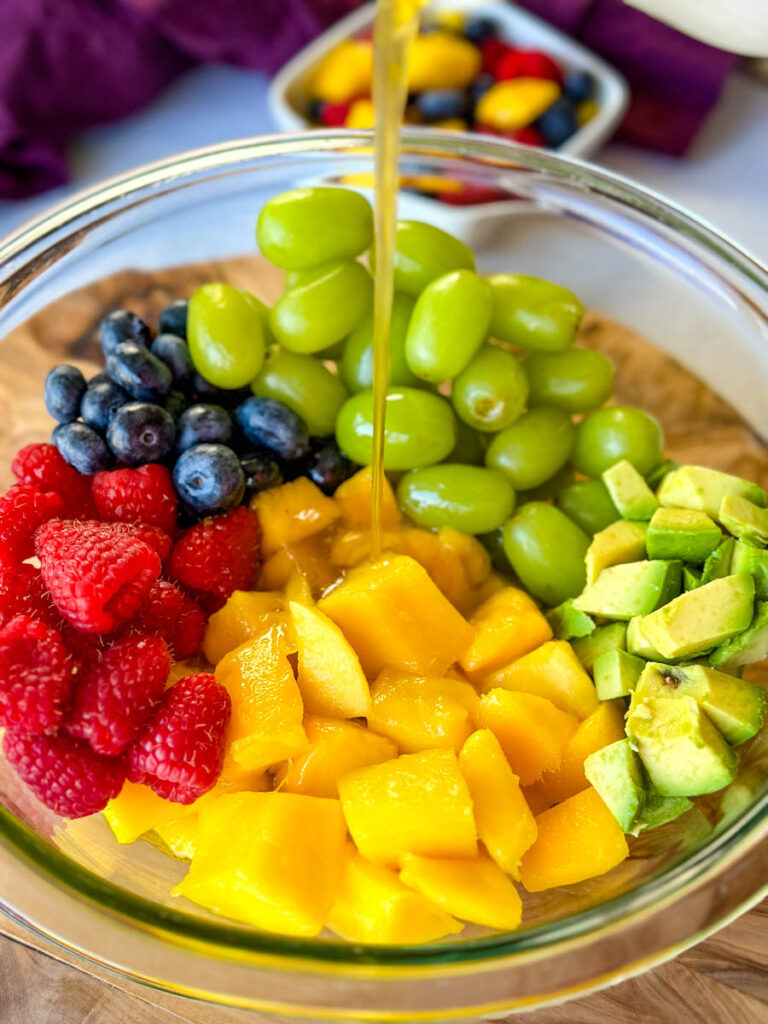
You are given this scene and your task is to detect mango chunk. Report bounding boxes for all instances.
[519,787,629,892]
[396,526,492,615]
[216,627,308,771]
[475,689,578,786]
[259,535,340,598]
[104,781,182,844]
[460,588,553,678]
[290,601,371,718]
[251,477,340,555]
[203,590,294,665]
[155,816,199,861]
[368,670,479,754]
[328,845,463,944]
[318,555,474,677]
[275,717,397,798]
[458,729,537,879]
[175,792,346,936]
[335,466,401,529]
[338,748,477,867]
[400,853,523,931]
[480,640,598,720]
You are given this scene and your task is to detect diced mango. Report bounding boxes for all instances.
[338,748,477,867]
[275,717,397,798]
[251,478,339,555]
[216,627,308,771]
[475,690,578,786]
[368,670,479,754]
[155,815,199,860]
[458,729,537,879]
[399,853,523,931]
[203,590,295,665]
[335,466,401,529]
[395,527,492,615]
[460,587,553,678]
[258,534,340,598]
[104,781,182,844]
[289,601,371,718]
[328,845,463,944]
[519,787,629,892]
[481,640,598,720]
[318,555,474,677]
[175,792,347,936]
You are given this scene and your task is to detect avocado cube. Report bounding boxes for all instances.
[572,621,628,671]
[546,600,596,640]
[700,537,735,584]
[594,648,645,699]
[645,508,721,564]
[627,616,666,660]
[584,739,646,832]
[658,465,766,521]
[719,493,768,548]
[731,540,768,599]
[637,573,755,660]
[585,520,647,587]
[573,560,682,621]
[683,567,702,591]
[710,600,768,675]
[645,459,678,491]
[626,694,738,797]
[629,788,693,835]
[602,460,659,521]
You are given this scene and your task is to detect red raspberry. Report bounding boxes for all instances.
[12,443,97,519]
[36,520,161,634]
[0,484,63,567]
[119,523,173,562]
[168,506,261,606]
[319,102,351,127]
[501,126,545,146]
[494,49,528,81]
[66,634,170,756]
[0,563,60,629]
[92,464,178,534]
[131,579,206,659]
[127,673,231,804]
[481,38,511,75]
[3,729,125,818]
[0,615,74,734]
[519,50,562,84]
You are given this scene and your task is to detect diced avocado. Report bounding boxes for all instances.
[627,616,666,660]
[602,460,659,521]
[573,560,682,621]
[645,508,721,564]
[594,648,645,699]
[683,566,702,591]
[584,739,646,832]
[629,788,693,835]
[658,465,766,521]
[546,600,596,640]
[719,493,768,548]
[645,459,678,491]
[732,539,768,599]
[637,573,755,660]
[572,621,628,671]
[710,600,768,675]
[626,693,738,797]
[700,537,735,585]
[585,520,647,587]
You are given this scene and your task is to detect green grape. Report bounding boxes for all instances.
[479,527,515,575]
[445,418,485,466]
[516,463,575,504]
[269,261,373,355]
[341,293,417,392]
[187,282,266,389]
[452,344,528,432]
[572,406,664,477]
[250,348,347,437]
[524,348,614,413]
[556,479,620,535]
[315,340,347,361]
[397,465,515,535]
[241,291,276,348]
[485,406,575,490]
[370,220,475,296]
[488,274,583,351]
[335,387,456,470]
[405,269,491,382]
[502,502,589,606]
[256,187,373,270]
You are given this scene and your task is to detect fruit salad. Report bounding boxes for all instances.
[0,185,766,944]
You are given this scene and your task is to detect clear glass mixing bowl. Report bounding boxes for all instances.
[0,130,766,1019]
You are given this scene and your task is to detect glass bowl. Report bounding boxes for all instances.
[0,130,766,1020]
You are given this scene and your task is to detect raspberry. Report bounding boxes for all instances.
[12,443,97,519]
[119,523,173,562]
[3,729,125,818]
[131,579,206,659]
[168,506,261,606]
[127,673,231,803]
[67,634,170,755]
[0,484,63,567]
[0,563,60,629]
[36,520,161,634]
[92,464,178,534]
[0,615,74,734]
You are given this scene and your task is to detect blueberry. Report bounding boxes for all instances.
[164,389,187,421]
[302,439,356,495]
[107,341,173,401]
[235,397,310,461]
[107,402,175,467]
[308,98,323,122]
[240,451,283,495]
[173,444,245,515]
[158,299,189,340]
[563,69,595,103]
[80,378,129,431]
[53,422,114,474]
[44,364,87,424]
[535,97,578,147]
[191,372,250,408]
[88,371,112,388]
[470,72,495,107]
[416,89,469,122]
[176,403,233,453]
[463,16,497,45]
[99,309,152,358]
[151,332,194,386]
